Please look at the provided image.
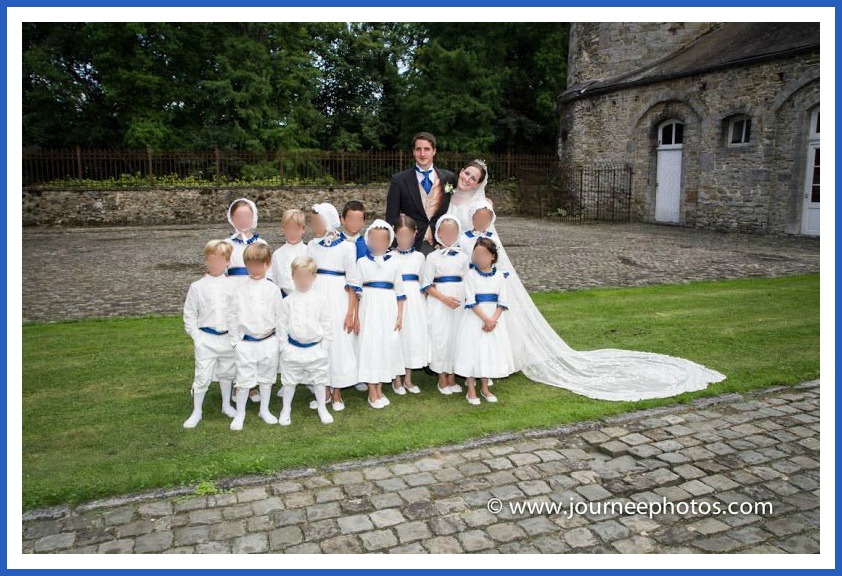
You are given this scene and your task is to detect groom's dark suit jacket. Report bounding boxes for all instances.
[385,167,457,253]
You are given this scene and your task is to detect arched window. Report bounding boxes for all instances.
[728,116,752,145]
[658,120,684,148]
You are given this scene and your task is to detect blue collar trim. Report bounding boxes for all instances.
[231,233,260,245]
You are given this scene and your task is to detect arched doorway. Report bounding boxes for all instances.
[801,107,820,235]
[655,119,683,223]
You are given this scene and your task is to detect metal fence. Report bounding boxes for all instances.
[21,149,633,223]
[21,148,558,187]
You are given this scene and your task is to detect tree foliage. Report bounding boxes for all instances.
[23,22,568,153]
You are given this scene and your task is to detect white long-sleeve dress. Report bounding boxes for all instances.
[421,247,470,374]
[356,254,406,383]
[453,265,516,379]
[307,235,360,389]
[391,248,429,370]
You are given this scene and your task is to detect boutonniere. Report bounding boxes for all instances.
[443,183,454,195]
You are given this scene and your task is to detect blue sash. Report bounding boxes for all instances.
[227,267,248,276]
[199,326,228,336]
[242,330,276,342]
[475,293,499,303]
[317,268,345,276]
[434,275,462,283]
[402,274,420,282]
[288,336,319,348]
[363,281,395,289]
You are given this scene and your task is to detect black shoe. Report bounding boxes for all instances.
[423,366,438,377]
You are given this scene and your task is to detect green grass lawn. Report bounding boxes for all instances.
[22,274,820,511]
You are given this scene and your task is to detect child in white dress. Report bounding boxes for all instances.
[458,201,503,256]
[182,240,237,428]
[227,243,282,430]
[356,219,405,408]
[307,203,360,411]
[267,208,308,299]
[422,214,470,395]
[225,197,268,404]
[277,256,334,426]
[390,215,427,395]
[453,237,516,405]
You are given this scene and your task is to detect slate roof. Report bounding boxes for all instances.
[561,22,820,102]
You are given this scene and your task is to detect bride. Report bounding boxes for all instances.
[446,160,725,401]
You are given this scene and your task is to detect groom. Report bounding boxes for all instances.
[385,132,457,255]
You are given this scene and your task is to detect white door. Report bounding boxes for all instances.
[655,120,683,224]
[801,109,820,236]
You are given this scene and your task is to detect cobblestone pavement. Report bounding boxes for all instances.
[22,219,819,323]
[23,381,820,554]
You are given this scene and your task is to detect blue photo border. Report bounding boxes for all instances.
[5,2,834,570]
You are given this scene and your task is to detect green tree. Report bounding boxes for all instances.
[399,23,568,153]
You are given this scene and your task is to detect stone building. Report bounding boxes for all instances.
[558,22,820,235]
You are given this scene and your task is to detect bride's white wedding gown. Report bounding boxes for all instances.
[446,187,726,402]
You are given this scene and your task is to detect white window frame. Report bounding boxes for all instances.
[728,116,752,146]
[658,119,684,149]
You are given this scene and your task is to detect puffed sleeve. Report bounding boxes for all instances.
[183,283,199,339]
[421,252,436,293]
[344,243,361,293]
[394,260,406,301]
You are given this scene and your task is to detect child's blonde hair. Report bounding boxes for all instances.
[243,243,271,265]
[204,239,233,259]
[290,255,318,276]
[282,208,306,228]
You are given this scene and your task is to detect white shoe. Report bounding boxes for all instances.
[332,400,345,411]
[355,383,368,391]
[437,385,452,396]
[392,384,407,396]
[230,416,245,431]
[368,397,384,409]
[487,379,494,387]
[318,410,334,424]
[379,394,390,407]
[480,391,498,403]
[405,384,421,394]
[466,394,481,406]
[310,397,331,410]
[221,405,237,418]
[276,387,284,397]
[448,383,463,394]
[183,411,202,428]
[278,413,291,426]
[249,390,261,403]
[259,410,278,425]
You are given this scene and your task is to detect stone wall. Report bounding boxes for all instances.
[558,51,820,234]
[567,22,715,86]
[22,184,520,228]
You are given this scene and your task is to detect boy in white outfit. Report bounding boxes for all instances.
[267,208,308,299]
[182,240,237,428]
[227,242,282,431]
[277,256,334,425]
